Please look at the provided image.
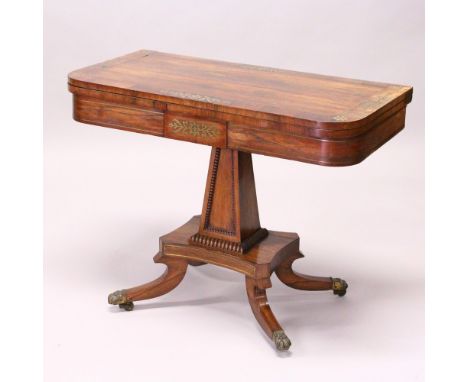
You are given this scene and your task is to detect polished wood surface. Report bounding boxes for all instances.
[69,50,412,166]
[69,51,411,351]
[192,147,267,253]
[123,254,187,302]
[108,216,346,350]
[245,276,284,346]
[275,252,333,290]
[161,216,298,279]
[106,216,349,350]
[69,50,411,128]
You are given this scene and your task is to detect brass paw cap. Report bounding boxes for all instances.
[272,330,291,351]
[108,290,129,305]
[332,278,348,296]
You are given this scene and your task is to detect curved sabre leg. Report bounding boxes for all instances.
[245,276,291,351]
[275,252,348,296]
[108,255,188,311]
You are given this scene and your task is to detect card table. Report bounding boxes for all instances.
[68,50,412,351]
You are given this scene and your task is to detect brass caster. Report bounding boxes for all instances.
[272,330,291,351]
[108,289,131,305]
[118,302,134,311]
[332,278,348,297]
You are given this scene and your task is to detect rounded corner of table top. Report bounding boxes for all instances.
[67,50,413,167]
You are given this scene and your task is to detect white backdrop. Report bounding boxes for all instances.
[45,1,424,381]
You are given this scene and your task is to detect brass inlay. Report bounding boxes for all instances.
[238,63,282,73]
[169,119,220,138]
[332,114,347,122]
[332,87,406,122]
[164,90,229,104]
[165,250,256,277]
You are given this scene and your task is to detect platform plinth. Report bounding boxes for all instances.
[108,216,348,351]
[108,148,348,351]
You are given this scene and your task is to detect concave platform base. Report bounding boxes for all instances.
[108,216,348,351]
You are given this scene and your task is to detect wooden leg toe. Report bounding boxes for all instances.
[245,276,291,351]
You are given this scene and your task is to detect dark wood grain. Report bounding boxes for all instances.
[122,254,188,302]
[245,276,284,345]
[192,148,266,252]
[73,96,164,136]
[110,216,344,350]
[69,50,411,128]
[74,51,410,350]
[69,50,412,166]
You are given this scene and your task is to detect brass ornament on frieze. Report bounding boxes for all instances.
[168,119,220,138]
[163,90,229,104]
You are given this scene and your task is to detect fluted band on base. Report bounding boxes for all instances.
[191,228,268,254]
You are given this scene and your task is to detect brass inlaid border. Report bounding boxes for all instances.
[331,86,408,122]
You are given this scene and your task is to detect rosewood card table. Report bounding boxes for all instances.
[68,50,412,351]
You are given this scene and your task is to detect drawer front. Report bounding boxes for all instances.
[165,114,226,147]
[73,96,164,136]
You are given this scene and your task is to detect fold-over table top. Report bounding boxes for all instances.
[68,50,412,130]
